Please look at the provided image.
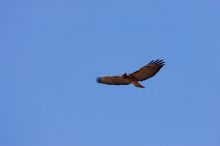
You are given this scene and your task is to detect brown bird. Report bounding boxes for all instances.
[96,59,165,88]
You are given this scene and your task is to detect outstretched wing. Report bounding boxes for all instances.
[96,76,130,85]
[130,59,165,81]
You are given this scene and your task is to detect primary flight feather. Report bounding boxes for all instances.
[96,59,165,88]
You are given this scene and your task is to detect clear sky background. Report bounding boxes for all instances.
[1,0,220,146]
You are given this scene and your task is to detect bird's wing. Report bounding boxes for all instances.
[130,59,165,81]
[96,76,130,85]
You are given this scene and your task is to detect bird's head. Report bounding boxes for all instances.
[122,73,129,79]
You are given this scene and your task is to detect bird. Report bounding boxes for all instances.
[96,59,165,88]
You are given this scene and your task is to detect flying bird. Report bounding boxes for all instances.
[96,59,165,88]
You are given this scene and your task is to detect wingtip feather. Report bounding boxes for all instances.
[149,59,165,66]
[96,77,102,83]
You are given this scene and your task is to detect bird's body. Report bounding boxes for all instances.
[122,73,145,88]
[96,59,165,88]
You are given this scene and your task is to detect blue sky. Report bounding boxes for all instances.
[1,0,220,145]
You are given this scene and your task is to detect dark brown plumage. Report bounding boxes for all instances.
[96,59,165,88]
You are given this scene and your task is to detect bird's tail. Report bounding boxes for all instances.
[132,81,145,88]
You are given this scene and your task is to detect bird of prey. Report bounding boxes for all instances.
[96,59,165,88]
